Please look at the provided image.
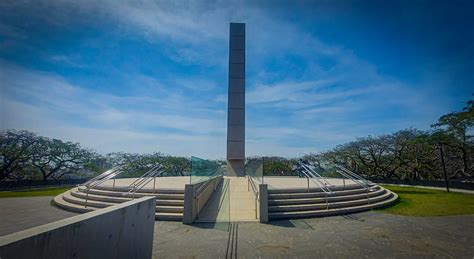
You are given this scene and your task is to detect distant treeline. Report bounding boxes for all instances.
[1,99,472,182]
[252,99,473,181]
[0,131,191,181]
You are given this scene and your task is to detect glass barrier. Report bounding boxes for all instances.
[192,156,230,224]
[190,156,225,184]
[246,159,263,184]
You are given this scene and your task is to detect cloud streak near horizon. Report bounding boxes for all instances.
[0,1,472,158]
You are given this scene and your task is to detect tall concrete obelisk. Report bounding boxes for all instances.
[226,23,245,177]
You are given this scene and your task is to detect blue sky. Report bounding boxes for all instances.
[0,0,473,158]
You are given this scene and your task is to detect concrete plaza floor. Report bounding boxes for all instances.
[0,196,77,236]
[1,197,473,258]
[154,212,474,258]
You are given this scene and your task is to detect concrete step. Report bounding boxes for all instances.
[269,190,392,212]
[71,188,132,203]
[269,192,399,219]
[91,185,184,194]
[155,212,183,221]
[156,206,184,213]
[72,188,185,207]
[268,182,376,194]
[78,186,184,200]
[62,191,115,209]
[55,194,183,221]
[268,186,380,200]
[156,199,184,206]
[52,194,95,213]
[55,189,185,221]
[269,188,385,205]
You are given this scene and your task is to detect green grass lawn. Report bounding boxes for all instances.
[378,185,474,216]
[0,187,70,198]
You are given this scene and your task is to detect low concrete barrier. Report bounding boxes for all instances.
[0,196,156,259]
[258,184,268,223]
[183,176,223,224]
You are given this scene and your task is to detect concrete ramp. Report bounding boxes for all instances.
[195,177,257,222]
[195,178,230,222]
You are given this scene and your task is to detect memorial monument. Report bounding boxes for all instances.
[226,23,246,177]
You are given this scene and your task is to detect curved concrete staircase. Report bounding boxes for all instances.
[53,185,184,221]
[267,184,398,220]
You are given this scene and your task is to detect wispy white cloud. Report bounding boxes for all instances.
[0,0,462,158]
[0,61,227,156]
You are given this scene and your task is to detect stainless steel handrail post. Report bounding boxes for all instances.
[85,191,89,208]
[307,177,310,193]
[82,166,124,208]
[255,195,258,219]
[367,187,370,204]
[326,192,329,210]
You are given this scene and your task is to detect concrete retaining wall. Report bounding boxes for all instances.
[0,196,156,259]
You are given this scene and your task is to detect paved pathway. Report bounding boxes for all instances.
[153,211,474,258]
[0,196,77,236]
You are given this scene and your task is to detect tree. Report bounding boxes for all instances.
[30,137,95,180]
[0,130,37,181]
[432,99,474,178]
[262,156,297,176]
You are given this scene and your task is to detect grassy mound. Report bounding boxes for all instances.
[378,185,474,216]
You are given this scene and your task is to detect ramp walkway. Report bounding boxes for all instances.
[195,177,257,222]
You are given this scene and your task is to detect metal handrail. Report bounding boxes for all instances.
[308,162,369,189]
[83,166,124,208]
[248,176,259,219]
[126,165,165,198]
[193,166,225,216]
[195,166,225,199]
[190,164,225,185]
[334,164,372,186]
[127,165,162,188]
[310,162,374,205]
[195,173,221,196]
[298,164,332,194]
[81,166,122,188]
[297,164,332,210]
[301,164,334,187]
[300,163,333,192]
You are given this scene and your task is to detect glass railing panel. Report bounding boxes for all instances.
[246,159,263,184]
[190,156,225,184]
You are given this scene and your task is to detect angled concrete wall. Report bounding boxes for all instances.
[227,22,246,176]
[0,197,156,259]
[183,176,223,224]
